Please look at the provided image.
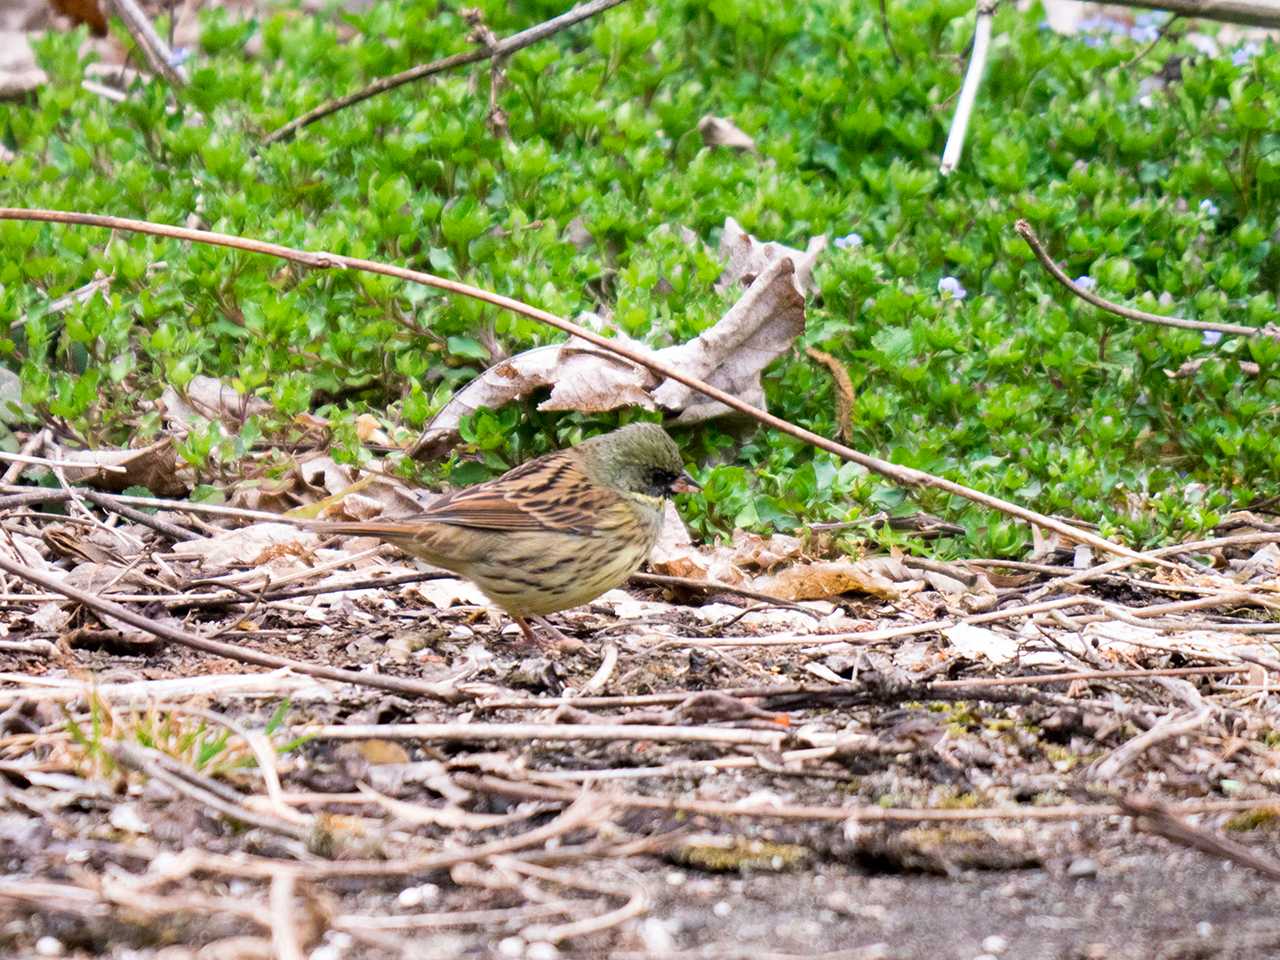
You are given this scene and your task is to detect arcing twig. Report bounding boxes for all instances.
[501,858,649,944]
[1016,219,1279,340]
[0,208,1145,565]
[263,0,630,144]
[123,791,611,880]
[1117,13,1180,70]
[1027,531,1280,600]
[939,0,996,176]
[102,0,188,87]
[0,552,465,703]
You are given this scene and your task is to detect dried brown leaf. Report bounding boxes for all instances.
[753,557,921,602]
[414,220,823,454]
[697,115,757,152]
[55,438,185,496]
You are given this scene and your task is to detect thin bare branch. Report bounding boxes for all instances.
[1017,219,1279,340]
[1121,794,1280,881]
[1098,0,1280,29]
[0,552,465,703]
[263,0,631,144]
[103,0,188,87]
[0,208,1144,562]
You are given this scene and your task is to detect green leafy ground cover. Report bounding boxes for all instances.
[1,0,1277,556]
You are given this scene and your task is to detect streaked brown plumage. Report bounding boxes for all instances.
[320,424,696,646]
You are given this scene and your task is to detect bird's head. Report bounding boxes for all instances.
[577,423,699,500]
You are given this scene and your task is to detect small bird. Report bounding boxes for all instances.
[319,423,697,647]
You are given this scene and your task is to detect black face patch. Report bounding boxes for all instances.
[646,468,679,497]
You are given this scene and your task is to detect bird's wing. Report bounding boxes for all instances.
[418,451,610,535]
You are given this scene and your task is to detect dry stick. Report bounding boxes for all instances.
[335,902,578,932]
[1120,794,1280,881]
[1090,706,1213,781]
[1027,531,1280,601]
[269,872,306,960]
[0,209,1146,567]
[931,664,1247,688]
[263,0,631,144]
[1100,0,1280,29]
[940,0,996,176]
[80,489,201,542]
[109,742,311,842]
[103,0,188,87]
[0,451,127,474]
[1016,219,1276,339]
[0,553,464,703]
[629,571,818,612]
[305,721,797,748]
[457,773,1280,825]
[472,663,1235,712]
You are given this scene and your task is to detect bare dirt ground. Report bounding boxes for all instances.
[3,540,1280,960]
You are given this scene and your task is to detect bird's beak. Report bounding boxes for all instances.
[671,471,700,494]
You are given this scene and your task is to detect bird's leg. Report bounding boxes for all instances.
[513,616,540,645]
[512,615,585,653]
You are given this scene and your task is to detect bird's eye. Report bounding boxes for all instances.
[649,468,678,495]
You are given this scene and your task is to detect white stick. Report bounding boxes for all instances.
[940,0,996,176]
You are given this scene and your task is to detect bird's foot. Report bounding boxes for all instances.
[514,616,586,654]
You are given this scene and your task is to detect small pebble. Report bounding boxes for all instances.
[712,901,732,918]
[982,935,1008,954]
[1197,922,1213,938]
[526,943,560,960]
[396,882,440,908]
[497,937,525,958]
[638,918,677,953]
[35,938,64,957]
[1067,857,1099,879]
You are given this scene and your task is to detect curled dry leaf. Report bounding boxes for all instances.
[805,347,854,441]
[943,623,1020,665]
[650,528,964,604]
[714,216,824,297]
[54,438,186,496]
[754,557,922,603]
[698,115,757,152]
[415,219,824,456]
